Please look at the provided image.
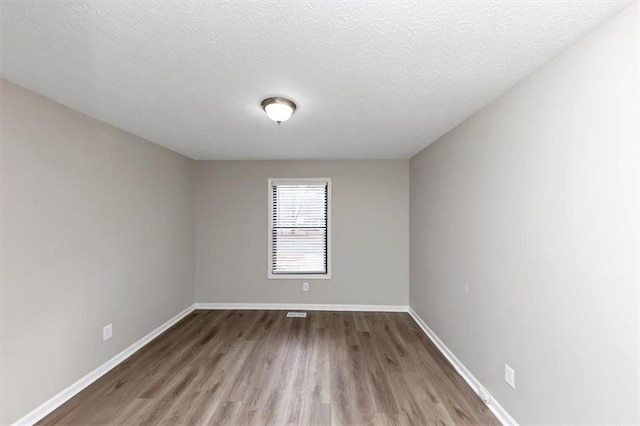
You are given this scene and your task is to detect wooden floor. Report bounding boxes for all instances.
[40,310,499,425]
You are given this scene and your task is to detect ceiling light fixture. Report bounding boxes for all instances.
[261,97,296,124]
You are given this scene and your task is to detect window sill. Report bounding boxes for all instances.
[268,273,332,280]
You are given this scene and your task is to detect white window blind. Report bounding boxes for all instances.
[269,179,330,277]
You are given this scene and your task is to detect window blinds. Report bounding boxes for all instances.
[271,182,328,275]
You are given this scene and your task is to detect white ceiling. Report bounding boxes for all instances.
[1,1,632,160]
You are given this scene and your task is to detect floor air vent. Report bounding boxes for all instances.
[286,312,307,318]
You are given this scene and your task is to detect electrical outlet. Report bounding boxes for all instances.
[303,282,309,292]
[505,364,515,388]
[103,324,113,341]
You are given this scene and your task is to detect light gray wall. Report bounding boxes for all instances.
[195,160,409,306]
[1,80,196,424]
[410,4,639,424]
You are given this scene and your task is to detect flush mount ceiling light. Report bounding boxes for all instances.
[261,97,296,124]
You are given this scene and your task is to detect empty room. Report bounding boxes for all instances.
[1,1,638,425]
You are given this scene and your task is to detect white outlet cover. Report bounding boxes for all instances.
[505,364,515,388]
[103,324,113,341]
[303,282,309,292]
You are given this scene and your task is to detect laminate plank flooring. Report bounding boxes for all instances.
[39,310,499,425]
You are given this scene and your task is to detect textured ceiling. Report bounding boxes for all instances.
[0,1,633,160]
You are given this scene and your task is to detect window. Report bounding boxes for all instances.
[268,178,331,279]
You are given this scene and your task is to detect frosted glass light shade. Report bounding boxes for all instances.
[261,97,296,123]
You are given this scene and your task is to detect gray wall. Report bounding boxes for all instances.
[409,4,639,424]
[1,80,196,424]
[195,160,409,306]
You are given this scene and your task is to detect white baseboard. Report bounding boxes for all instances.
[194,302,409,312]
[408,308,518,426]
[13,304,196,426]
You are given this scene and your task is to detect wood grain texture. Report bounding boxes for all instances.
[39,311,499,425]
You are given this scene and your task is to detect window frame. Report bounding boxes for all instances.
[267,178,332,280]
